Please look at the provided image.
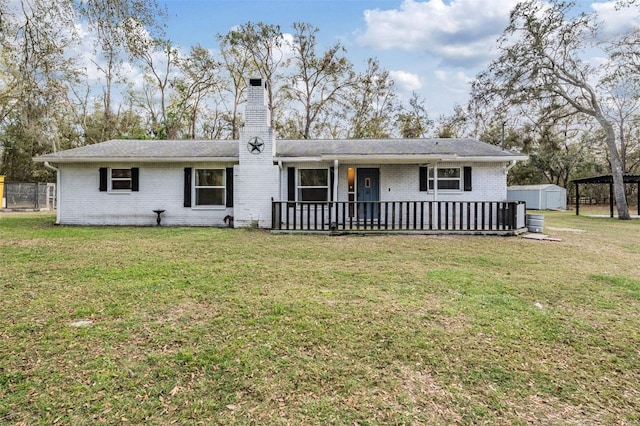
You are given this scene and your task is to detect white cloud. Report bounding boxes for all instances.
[591,1,640,34]
[389,70,422,92]
[357,0,519,66]
[433,69,472,94]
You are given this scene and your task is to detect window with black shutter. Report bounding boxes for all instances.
[100,167,138,192]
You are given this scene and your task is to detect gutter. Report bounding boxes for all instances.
[33,157,240,164]
[272,155,528,164]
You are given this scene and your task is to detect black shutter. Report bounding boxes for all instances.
[99,167,108,192]
[419,166,428,192]
[131,167,139,192]
[184,167,192,207]
[287,167,296,202]
[226,167,234,207]
[463,166,472,192]
[329,167,335,201]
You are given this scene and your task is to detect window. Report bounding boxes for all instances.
[99,167,138,192]
[111,169,132,190]
[298,169,329,201]
[429,167,461,191]
[195,169,225,206]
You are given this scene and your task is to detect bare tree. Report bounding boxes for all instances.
[282,22,355,139]
[396,92,432,138]
[0,0,81,180]
[173,45,221,139]
[77,0,166,141]
[345,58,398,139]
[217,31,256,139]
[471,0,631,219]
[127,32,179,139]
[224,22,284,125]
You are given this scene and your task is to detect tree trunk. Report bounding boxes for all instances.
[598,115,631,219]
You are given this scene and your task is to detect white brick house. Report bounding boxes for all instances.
[34,78,528,233]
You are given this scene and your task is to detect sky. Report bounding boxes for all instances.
[156,0,640,119]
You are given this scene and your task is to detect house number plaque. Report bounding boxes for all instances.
[247,136,264,154]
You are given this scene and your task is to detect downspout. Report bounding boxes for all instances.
[505,160,516,174]
[44,161,60,224]
[504,160,517,202]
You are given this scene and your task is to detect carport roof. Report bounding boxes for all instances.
[571,174,640,184]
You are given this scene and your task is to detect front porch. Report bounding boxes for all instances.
[272,200,527,235]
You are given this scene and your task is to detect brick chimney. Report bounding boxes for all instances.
[233,77,279,228]
[245,78,270,128]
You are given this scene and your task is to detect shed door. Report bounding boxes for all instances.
[357,168,379,220]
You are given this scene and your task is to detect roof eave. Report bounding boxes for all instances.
[33,156,239,163]
[273,154,528,164]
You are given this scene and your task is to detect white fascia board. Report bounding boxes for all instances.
[33,157,239,164]
[272,156,325,163]
[321,154,453,163]
[273,155,452,164]
[461,155,529,162]
[272,154,527,164]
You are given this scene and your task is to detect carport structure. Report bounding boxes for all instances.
[572,175,640,217]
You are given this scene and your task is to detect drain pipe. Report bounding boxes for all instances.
[504,160,517,175]
[44,162,61,223]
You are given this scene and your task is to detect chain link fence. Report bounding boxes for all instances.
[2,182,56,210]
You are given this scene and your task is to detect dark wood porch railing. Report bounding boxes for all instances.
[272,200,526,233]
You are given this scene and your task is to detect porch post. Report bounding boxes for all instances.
[333,160,339,223]
[433,163,438,201]
[575,182,579,216]
[609,182,614,218]
[333,159,339,202]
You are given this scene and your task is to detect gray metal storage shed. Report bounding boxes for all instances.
[507,184,566,210]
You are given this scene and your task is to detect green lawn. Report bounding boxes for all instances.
[1,211,639,425]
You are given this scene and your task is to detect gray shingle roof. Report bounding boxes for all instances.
[275,138,524,159]
[34,137,526,163]
[34,139,238,162]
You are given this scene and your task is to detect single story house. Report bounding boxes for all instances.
[34,78,528,234]
[507,184,567,210]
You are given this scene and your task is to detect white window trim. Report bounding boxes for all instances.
[193,168,226,209]
[109,168,132,193]
[297,168,330,202]
[428,166,462,193]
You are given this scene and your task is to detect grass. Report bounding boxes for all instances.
[1,210,639,425]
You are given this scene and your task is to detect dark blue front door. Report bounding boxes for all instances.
[357,168,380,220]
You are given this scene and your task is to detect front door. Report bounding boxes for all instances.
[357,168,380,220]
